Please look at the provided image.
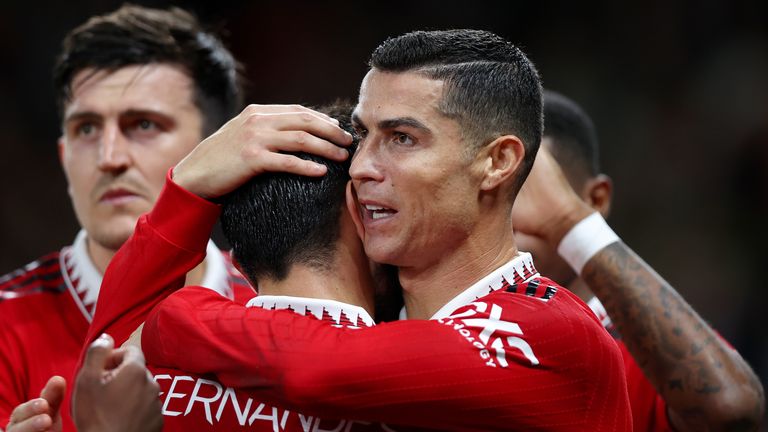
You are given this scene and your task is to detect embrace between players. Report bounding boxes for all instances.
[1,5,763,432]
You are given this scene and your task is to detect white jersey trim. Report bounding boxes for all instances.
[429,252,539,320]
[247,295,375,328]
[62,229,233,322]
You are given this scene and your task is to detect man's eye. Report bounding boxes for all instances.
[137,119,156,130]
[76,123,95,136]
[393,132,414,146]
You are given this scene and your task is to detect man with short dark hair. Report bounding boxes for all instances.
[0,5,253,431]
[102,30,632,430]
[513,90,765,431]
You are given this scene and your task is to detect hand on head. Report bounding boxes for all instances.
[172,104,354,200]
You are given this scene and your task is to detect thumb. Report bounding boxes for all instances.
[40,375,66,407]
[39,375,66,423]
[83,334,115,374]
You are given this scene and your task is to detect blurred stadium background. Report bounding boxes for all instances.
[1,0,766,425]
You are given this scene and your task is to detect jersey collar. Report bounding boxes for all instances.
[427,252,539,320]
[247,295,375,329]
[62,229,233,322]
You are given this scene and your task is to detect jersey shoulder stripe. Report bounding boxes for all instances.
[0,252,66,299]
[503,277,559,302]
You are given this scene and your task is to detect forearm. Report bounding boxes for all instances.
[84,171,220,350]
[582,242,765,431]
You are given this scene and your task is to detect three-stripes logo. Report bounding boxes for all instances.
[438,301,540,368]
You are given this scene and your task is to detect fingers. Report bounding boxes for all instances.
[83,334,115,374]
[247,152,328,177]
[242,104,340,126]
[7,399,52,432]
[38,376,65,419]
[174,103,353,200]
[246,111,351,146]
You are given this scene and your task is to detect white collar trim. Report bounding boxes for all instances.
[247,295,375,328]
[429,252,539,320]
[61,230,103,321]
[62,230,232,322]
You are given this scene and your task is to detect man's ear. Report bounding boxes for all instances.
[581,174,613,217]
[479,135,525,192]
[345,181,365,240]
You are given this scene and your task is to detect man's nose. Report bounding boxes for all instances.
[349,140,383,183]
[97,123,131,171]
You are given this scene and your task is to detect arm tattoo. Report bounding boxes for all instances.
[582,242,764,431]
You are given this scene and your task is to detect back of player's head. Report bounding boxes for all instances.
[220,102,357,284]
[53,4,243,135]
[369,29,543,194]
[543,90,600,185]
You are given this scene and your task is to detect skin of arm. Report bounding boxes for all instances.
[512,148,765,431]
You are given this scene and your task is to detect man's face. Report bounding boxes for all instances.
[60,64,203,251]
[349,70,484,269]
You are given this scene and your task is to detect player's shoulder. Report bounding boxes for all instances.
[478,275,605,336]
[0,251,66,300]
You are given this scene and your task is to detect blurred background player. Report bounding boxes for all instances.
[0,5,253,432]
[512,90,764,431]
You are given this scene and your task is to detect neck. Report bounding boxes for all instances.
[257,262,375,317]
[256,220,375,317]
[86,235,206,285]
[400,213,518,319]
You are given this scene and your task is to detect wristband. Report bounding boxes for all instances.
[557,212,619,274]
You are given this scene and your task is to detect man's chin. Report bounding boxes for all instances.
[362,241,402,268]
[85,220,140,252]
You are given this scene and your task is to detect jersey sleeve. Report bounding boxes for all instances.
[0,314,24,430]
[81,169,221,361]
[144,286,631,431]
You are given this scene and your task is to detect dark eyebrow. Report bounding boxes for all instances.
[351,113,431,134]
[64,109,173,125]
[378,117,431,134]
[63,111,101,125]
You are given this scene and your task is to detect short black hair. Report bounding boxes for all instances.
[543,90,600,183]
[220,102,357,283]
[369,29,543,194]
[53,4,243,136]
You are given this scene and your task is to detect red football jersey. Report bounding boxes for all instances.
[586,297,673,431]
[100,175,631,431]
[0,229,253,432]
[149,297,427,431]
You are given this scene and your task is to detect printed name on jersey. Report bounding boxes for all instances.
[437,300,539,368]
[155,374,398,431]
